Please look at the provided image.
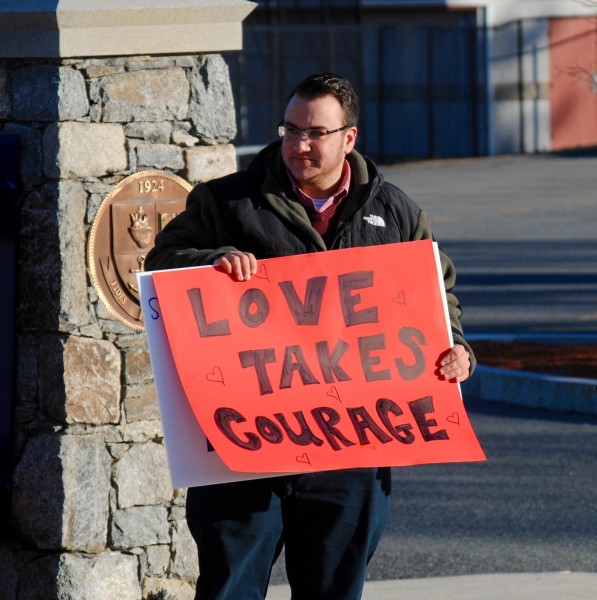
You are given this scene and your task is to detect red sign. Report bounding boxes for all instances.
[152,241,485,473]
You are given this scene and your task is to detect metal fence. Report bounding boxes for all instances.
[226,22,489,163]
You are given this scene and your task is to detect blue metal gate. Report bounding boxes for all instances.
[227,22,488,162]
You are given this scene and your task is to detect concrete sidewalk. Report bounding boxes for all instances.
[265,572,597,599]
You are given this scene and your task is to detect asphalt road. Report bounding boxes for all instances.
[382,153,597,334]
[367,398,597,580]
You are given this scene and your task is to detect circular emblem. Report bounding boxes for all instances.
[88,170,192,331]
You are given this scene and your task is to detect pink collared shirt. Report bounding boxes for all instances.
[288,160,352,213]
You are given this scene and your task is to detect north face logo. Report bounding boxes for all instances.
[363,214,385,227]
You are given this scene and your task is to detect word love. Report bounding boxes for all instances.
[188,271,382,335]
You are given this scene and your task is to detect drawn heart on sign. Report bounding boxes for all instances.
[296,453,311,465]
[326,386,341,403]
[447,412,460,425]
[255,264,269,281]
[206,366,224,385]
[392,291,406,305]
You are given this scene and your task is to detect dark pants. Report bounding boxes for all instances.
[186,467,391,600]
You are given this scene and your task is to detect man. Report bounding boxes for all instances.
[145,72,474,600]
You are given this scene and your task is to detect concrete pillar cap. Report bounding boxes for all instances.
[0,0,256,58]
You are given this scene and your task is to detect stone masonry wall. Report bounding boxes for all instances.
[0,54,238,600]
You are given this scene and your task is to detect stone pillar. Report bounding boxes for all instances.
[0,1,255,598]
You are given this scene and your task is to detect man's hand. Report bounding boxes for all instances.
[213,251,257,281]
[437,344,471,383]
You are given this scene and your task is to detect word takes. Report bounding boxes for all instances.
[215,395,448,452]
[238,327,426,396]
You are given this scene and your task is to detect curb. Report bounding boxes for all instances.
[463,366,597,416]
[266,572,597,600]
[463,334,597,416]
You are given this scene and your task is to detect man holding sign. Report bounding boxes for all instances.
[145,73,476,600]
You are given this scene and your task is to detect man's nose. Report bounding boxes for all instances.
[293,134,311,147]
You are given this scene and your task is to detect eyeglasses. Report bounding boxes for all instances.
[278,122,350,141]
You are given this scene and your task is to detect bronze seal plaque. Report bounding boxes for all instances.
[88,170,192,331]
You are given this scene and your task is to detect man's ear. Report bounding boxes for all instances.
[344,126,358,154]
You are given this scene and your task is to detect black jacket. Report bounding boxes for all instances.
[145,142,475,370]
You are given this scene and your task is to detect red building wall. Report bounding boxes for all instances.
[549,17,597,151]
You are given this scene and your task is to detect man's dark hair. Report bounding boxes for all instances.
[288,72,359,126]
